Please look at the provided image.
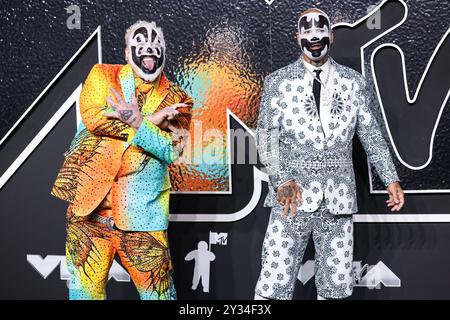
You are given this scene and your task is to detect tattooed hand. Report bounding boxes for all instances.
[104,87,143,130]
[386,182,405,212]
[276,180,304,217]
[147,103,187,130]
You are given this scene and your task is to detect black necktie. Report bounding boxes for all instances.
[313,69,322,116]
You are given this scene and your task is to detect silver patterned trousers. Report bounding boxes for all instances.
[255,201,354,299]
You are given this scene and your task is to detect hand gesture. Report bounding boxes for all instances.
[386,182,405,212]
[104,87,143,130]
[277,180,304,217]
[147,103,188,130]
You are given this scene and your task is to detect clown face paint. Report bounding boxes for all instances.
[298,11,331,61]
[125,21,165,82]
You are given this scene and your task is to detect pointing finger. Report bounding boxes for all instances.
[106,97,117,110]
[131,93,138,106]
[291,194,297,216]
[170,103,188,109]
[167,123,177,132]
[110,87,124,105]
[284,198,291,217]
[297,191,303,203]
[103,111,119,119]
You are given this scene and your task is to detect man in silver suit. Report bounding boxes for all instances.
[255,8,405,300]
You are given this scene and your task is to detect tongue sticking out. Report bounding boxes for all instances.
[141,56,156,71]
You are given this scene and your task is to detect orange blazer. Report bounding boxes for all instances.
[51,64,192,231]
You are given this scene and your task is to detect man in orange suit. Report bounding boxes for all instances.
[51,20,193,300]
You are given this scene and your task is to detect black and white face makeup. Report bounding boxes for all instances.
[297,11,332,61]
[125,21,165,82]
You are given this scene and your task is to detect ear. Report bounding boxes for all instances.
[125,47,130,62]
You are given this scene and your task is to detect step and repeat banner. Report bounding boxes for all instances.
[1,0,449,299]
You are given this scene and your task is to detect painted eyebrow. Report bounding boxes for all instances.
[132,27,148,41]
[150,29,157,42]
[299,16,313,30]
[314,15,330,28]
[298,14,330,31]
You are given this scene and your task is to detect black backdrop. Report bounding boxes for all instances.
[1,0,450,299]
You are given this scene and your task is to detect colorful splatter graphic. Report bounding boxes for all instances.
[172,23,263,192]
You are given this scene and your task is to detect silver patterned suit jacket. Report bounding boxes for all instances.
[256,57,399,215]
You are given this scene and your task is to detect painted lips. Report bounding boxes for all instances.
[310,43,323,50]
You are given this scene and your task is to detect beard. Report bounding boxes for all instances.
[300,37,330,61]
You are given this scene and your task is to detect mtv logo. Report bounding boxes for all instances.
[353,261,401,289]
[209,232,228,246]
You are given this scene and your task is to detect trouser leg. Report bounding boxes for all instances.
[312,209,354,299]
[115,229,177,300]
[255,207,311,300]
[65,207,115,300]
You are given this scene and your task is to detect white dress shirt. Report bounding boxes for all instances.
[302,58,333,138]
[278,58,333,190]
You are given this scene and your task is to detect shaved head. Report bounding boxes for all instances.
[299,8,329,19]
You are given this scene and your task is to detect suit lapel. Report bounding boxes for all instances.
[297,58,327,141]
[324,60,339,134]
[324,59,344,143]
[118,64,135,103]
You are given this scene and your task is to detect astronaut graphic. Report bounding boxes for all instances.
[185,241,216,293]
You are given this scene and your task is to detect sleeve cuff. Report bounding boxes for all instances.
[384,177,400,188]
[277,179,295,189]
[129,118,172,160]
[270,173,295,190]
[130,118,151,147]
[130,118,164,144]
